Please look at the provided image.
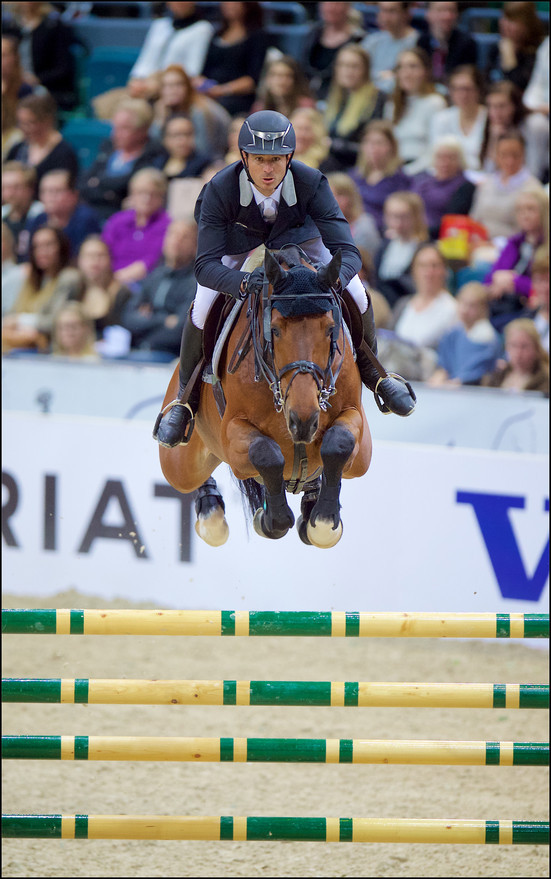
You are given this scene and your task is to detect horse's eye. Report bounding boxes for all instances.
[326,325,335,337]
[272,327,281,338]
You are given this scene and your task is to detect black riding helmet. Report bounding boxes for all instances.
[238,110,296,156]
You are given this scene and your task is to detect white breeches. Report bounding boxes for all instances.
[190,240,368,329]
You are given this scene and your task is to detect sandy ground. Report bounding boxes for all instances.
[2,590,549,878]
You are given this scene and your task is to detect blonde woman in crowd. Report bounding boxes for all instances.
[289,107,330,169]
[482,318,549,393]
[383,47,446,175]
[75,236,132,338]
[322,44,385,171]
[2,225,80,353]
[253,56,316,118]
[51,301,99,360]
[349,120,410,232]
[429,65,488,174]
[374,191,429,306]
[326,172,381,255]
[224,114,247,165]
[151,64,231,161]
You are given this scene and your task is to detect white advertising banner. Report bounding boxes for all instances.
[2,411,548,613]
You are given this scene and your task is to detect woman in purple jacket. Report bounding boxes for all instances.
[349,120,410,234]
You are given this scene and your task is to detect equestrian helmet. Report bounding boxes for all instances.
[238,111,296,156]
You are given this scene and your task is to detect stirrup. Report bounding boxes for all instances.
[152,398,195,446]
[373,373,416,415]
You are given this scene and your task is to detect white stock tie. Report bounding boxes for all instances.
[261,197,277,224]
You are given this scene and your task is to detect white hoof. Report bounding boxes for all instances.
[195,507,229,546]
[306,517,343,548]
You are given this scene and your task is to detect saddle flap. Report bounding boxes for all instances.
[340,288,364,351]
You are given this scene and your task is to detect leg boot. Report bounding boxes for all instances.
[153,317,204,447]
[356,298,416,417]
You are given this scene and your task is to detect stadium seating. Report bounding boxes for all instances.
[61,117,112,169]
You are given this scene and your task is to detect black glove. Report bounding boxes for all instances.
[239,267,265,298]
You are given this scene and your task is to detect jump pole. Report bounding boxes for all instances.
[3,736,548,765]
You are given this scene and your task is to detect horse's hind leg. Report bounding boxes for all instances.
[249,435,295,539]
[307,424,355,548]
[194,477,229,547]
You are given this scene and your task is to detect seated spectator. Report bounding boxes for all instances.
[528,247,549,351]
[75,235,132,338]
[2,225,80,353]
[484,189,549,326]
[5,0,77,111]
[2,32,32,159]
[25,169,102,261]
[320,44,386,172]
[224,113,246,165]
[523,35,549,116]
[416,1,477,88]
[2,222,26,316]
[289,107,330,169]
[392,242,459,350]
[92,1,215,118]
[360,1,418,94]
[375,191,429,306]
[101,167,171,287]
[193,1,269,117]
[326,172,381,255]
[79,99,168,225]
[410,137,475,240]
[162,114,211,182]
[430,66,487,175]
[481,81,549,183]
[349,120,410,233]
[151,65,231,161]
[481,317,549,393]
[383,47,447,175]
[486,1,544,94]
[469,131,543,245]
[1,161,43,262]
[120,218,198,361]
[301,1,365,103]
[51,301,100,361]
[253,56,316,119]
[5,92,78,194]
[428,282,502,387]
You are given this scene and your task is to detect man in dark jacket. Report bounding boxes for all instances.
[154,111,415,448]
[416,1,477,85]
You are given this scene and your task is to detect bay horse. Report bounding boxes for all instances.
[158,245,372,548]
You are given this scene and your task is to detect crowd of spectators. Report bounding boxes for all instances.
[1,0,549,394]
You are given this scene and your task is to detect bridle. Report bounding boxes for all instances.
[249,261,345,414]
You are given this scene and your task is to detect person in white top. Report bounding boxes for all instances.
[383,47,447,175]
[393,242,458,349]
[128,2,214,100]
[523,35,549,116]
[430,65,487,175]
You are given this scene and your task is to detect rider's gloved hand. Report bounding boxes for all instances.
[239,267,265,299]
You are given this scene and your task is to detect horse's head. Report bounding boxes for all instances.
[263,247,342,444]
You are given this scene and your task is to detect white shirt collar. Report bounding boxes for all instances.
[251,181,283,207]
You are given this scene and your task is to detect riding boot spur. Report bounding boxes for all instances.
[153,316,204,447]
[356,296,416,417]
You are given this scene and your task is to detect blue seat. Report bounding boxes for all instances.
[473,33,500,70]
[264,23,312,58]
[86,46,140,103]
[72,16,150,50]
[460,8,502,34]
[61,118,112,170]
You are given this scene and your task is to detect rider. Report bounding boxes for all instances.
[154,110,415,447]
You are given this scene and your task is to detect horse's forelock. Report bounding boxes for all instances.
[272,266,334,318]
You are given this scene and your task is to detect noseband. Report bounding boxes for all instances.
[250,272,345,413]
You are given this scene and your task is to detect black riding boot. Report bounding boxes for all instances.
[357,298,416,417]
[153,317,204,447]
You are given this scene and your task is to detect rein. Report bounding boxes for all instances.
[249,274,345,414]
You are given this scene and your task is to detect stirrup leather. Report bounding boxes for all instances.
[373,372,416,415]
[153,398,195,444]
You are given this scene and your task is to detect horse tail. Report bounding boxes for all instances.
[232,474,265,522]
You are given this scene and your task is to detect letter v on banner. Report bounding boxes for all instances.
[456,492,549,601]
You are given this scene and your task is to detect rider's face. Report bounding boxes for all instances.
[245,154,287,196]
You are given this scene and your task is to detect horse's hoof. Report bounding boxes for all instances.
[306,517,343,548]
[195,506,229,546]
[253,508,289,540]
[296,515,313,546]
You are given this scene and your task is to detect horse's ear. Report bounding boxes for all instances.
[317,249,342,290]
[264,248,287,288]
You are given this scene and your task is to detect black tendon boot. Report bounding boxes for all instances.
[356,298,416,416]
[153,317,204,447]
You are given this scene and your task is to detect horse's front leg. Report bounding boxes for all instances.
[307,423,356,548]
[249,435,295,540]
